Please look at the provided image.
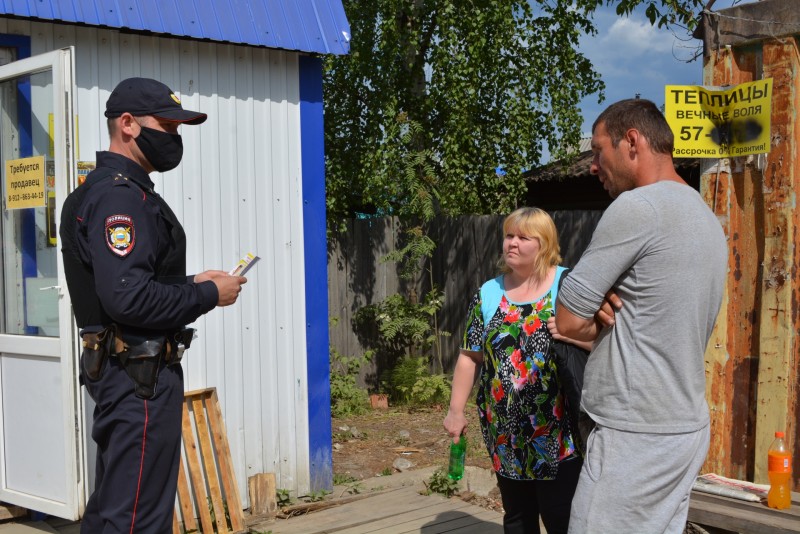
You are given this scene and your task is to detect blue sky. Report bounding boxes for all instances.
[577,0,744,137]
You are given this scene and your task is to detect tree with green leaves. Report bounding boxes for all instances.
[324,0,704,385]
[323,0,704,228]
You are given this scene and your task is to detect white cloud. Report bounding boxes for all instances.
[603,18,675,56]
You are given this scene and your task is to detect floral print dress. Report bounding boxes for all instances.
[462,276,576,480]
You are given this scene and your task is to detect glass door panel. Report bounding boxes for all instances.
[1,70,59,337]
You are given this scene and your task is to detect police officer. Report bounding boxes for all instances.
[60,78,247,533]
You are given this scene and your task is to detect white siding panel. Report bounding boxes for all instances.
[252,48,282,480]
[22,23,312,507]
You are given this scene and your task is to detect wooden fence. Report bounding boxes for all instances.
[327,212,603,387]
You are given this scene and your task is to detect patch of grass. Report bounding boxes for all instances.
[379,467,393,476]
[302,489,331,502]
[424,467,460,497]
[332,428,368,442]
[344,482,364,495]
[276,488,293,507]
[333,472,358,485]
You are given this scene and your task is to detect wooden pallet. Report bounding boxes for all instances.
[173,388,246,534]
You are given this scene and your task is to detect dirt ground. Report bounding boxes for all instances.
[331,404,503,512]
[332,404,492,480]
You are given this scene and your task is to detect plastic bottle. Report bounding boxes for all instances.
[767,431,792,510]
[448,434,467,481]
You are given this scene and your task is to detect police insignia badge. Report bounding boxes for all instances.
[105,215,135,257]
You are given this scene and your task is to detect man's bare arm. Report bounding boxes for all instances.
[555,301,601,342]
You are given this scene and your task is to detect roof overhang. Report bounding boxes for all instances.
[0,0,351,56]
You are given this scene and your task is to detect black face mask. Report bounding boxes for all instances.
[135,126,183,172]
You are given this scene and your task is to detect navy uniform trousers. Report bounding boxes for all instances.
[81,357,183,533]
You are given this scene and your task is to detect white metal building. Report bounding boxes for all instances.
[0,0,349,520]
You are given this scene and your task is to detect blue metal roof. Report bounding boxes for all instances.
[0,0,351,55]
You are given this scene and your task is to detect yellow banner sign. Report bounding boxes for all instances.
[665,79,772,158]
[5,155,46,209]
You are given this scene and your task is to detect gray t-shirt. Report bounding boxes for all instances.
[558,181,727,433]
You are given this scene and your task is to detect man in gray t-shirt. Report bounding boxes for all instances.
[556,99,727,534]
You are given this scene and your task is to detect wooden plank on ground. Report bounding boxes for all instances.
[205,390,245,531]
[267,487,502,534]
[334,496,472,534]
[337,499,501,534]
[175,455,197,534]
[688,490,800,534]
[182,401,215,534]
[192,394,227,534]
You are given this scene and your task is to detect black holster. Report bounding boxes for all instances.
[81,327,116,381]
[117,332,167,400]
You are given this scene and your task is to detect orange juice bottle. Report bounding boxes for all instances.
[767,431,792,510]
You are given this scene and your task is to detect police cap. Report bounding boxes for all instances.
[105,77,207,125]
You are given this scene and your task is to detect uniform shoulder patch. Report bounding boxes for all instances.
[105,214,135,257]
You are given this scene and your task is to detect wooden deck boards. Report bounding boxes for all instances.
[263,486,503,534]
[688,489,800,534]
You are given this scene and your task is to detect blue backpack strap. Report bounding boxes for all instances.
[551,266,569,309]
[480,276,505,326]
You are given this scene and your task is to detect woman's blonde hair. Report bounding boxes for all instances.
[498,207,562,280]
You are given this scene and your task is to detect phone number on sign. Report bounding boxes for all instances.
[7,191,44,202]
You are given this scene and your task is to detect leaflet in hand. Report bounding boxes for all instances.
[229,252,260,276]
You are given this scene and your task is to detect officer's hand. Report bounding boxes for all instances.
[194,270,230,283]
[214,275,247,306]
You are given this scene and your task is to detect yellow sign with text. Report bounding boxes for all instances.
[5,155,46,209]
[665,79,772,158]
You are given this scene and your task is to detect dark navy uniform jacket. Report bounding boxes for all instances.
[61,151,218,335]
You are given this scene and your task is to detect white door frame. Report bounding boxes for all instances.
[0,47,82,519]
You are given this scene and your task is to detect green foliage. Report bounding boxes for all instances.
[424,467,460,497]
[324,0,602,228]
[330,347,373,417]
[333,472,365,495]
[333,427,368,441]
[276,488,293,507]
[383,226,436,281]
[608,0,705,29]
[356,276,449,364]
[303,489,332,503]
[389,356,451,407]
[380,467,393,476]
[333,473,359,485]
[353,228,450,399]
[324,0,705,230]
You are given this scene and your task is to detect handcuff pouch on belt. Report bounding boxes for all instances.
[168,327,195,365]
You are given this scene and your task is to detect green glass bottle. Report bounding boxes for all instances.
[448,435,467,480]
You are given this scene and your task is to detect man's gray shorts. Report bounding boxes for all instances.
[568,423,710,534]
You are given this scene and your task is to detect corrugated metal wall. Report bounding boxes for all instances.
[0,18,313,503]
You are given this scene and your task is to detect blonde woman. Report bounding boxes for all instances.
[444,207,590,534]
